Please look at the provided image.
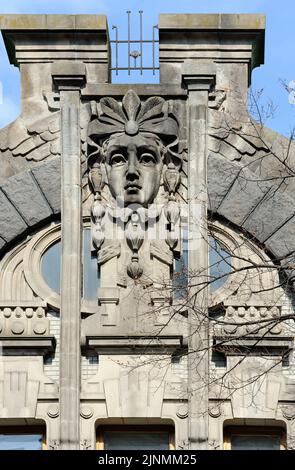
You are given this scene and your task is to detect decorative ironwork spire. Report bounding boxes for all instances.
[111,11,159,76]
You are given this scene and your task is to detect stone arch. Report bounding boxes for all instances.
[208,152,295,282]
[0,151,294,282]
[0,157,61,254]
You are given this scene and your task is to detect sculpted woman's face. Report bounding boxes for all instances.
[104,133,164,207]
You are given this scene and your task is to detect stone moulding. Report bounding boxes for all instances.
[83,335,185,355]
[0,336,55,354]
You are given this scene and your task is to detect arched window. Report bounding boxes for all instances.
[209,236,232,292]
[173,229,233,298]
[41,228,99,301]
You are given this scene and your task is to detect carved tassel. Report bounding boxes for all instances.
[163,162,181,250]
[127,254,143,280]
[163,163,180,195]
[164,199,180,250]
[91,197,106,250]
[125,211,145,279]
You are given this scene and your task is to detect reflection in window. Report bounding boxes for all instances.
[41,240,61,294]
[41,229,99,301]
[104,431,169,450]
[0,433,43,450]
[231,435,280,450]
[224,426,285,450]
[173,250,188,299]
[82,229,100,301]
[97,426,174,450]
[173,236,232,297]
[209,237,232,292]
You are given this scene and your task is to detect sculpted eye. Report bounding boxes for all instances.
[139,153,156,166]
[110,154,126,166]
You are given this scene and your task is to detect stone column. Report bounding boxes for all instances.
[182,63,216,450]
[53,63,86,450]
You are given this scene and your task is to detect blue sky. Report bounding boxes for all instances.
[0,0,294,137]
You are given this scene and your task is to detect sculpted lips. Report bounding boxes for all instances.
[124,183,142,191]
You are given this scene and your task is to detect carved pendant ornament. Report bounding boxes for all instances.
[87,90,182,280]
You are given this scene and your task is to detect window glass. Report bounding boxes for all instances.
[231,434,280,450]
[41,240,61,294]
[173,236,232,296]
[103,431,170,450]
[209,237,232,292]
[173,250,188,299]
[0,434,43,450]
[82,229,100,301]
[41,229,99,301]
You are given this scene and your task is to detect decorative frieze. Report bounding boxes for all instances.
[214,305,284,337]
[0,303,49,337]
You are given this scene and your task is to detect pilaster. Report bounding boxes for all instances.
[182,63,216,450]
[53,63,86,450]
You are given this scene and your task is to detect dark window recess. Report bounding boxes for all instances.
[41,229,100,301]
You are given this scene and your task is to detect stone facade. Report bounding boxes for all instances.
[0,13,294,450]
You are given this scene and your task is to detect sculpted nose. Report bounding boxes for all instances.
[126,151,139,180]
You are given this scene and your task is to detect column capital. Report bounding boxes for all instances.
[52,62,86,92]
[182,62,216,92]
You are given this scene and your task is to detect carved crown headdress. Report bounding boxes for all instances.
[87,89,180,165]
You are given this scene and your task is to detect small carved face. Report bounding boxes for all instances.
[104,133,164,207]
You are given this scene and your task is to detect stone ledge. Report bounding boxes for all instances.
[158,13,265,74]
[84,336,185,355]
[214,336,293,354]
[82,83,187,98]
[0,336,56,355]
[0,14,107,31]
[159,13,265,31]
[0,14,109,68]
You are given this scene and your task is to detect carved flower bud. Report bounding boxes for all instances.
[89,165,103,194]
[127,256,143,279]
[166,231,178,250]
[163,164,180,195]
[164,200,180,225]
[125,213,144,252]
[91,200,106,250]
[92,226,105,250]
[92,200,106,221]
[125,120,139,136]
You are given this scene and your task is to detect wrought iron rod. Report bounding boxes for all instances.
[112,25,119,76]
[110,12,159,75]
[152,25,156,75]
[139,10,143,75]
[110,67,159,71]
[127,10,131,76]
[110,39,158,44]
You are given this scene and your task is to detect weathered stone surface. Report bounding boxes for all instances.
[0,10,294,452]
[31,157,61,214]
[0,237,5,250]
[0,190,27,242]
[217,166,272,226]
[1,171,52,226]
[159,13,265,30]
[159,14,265,88]
[0,14,109,122]
[82,83,186,98]
[243,189,295,243]
[0,14,107,30]
[207,153,240,212]
[265,216,295,259]
[210,118,295,201]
